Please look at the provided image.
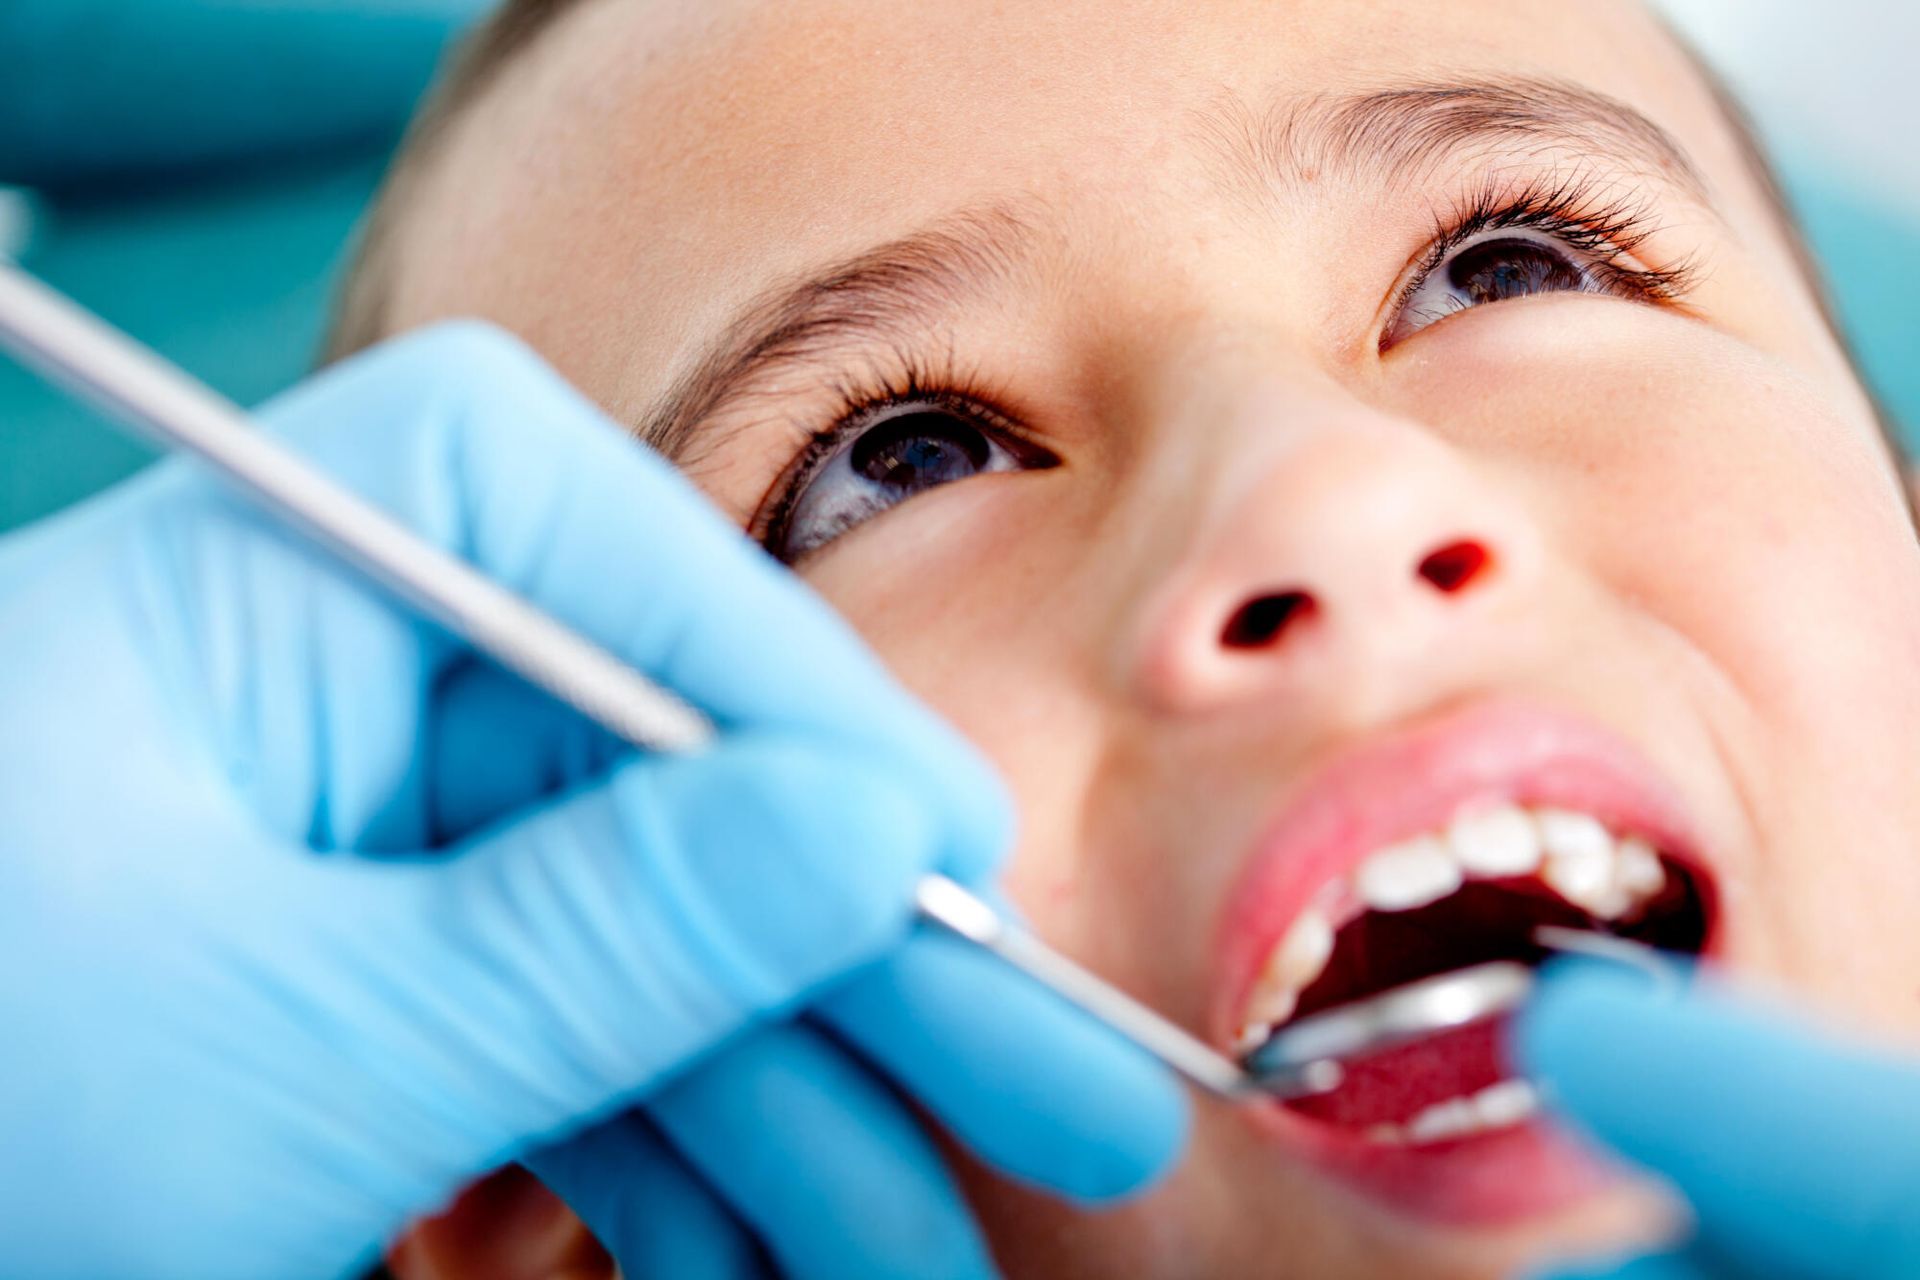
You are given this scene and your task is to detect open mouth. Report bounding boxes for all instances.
[1233,802,1715,1144]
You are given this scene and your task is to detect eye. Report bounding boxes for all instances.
[1383,228,1625,348]
[765,401,1047,562]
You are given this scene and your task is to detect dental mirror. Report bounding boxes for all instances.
[1240,924,1682,1101]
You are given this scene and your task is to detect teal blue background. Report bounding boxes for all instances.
[1,155,396,526]
[3,5,1917,534]
[1789,164,1920,441]
[0,0,489,531]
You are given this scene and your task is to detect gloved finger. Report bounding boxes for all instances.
[528,1112,777,1280]
[649,1021,1002,1280]
[1526,1249,1713,1280]
[297,736,948,1203]
[1516,959,1920,1279]
[425,656,625,842]
[819,928,1188,1203]
[240,322,1006,874]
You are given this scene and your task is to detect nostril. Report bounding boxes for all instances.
[1221,590,1315,649]
[1417,539,1492,594]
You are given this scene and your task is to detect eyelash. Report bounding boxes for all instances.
[1384,171,1700,348]
[754,171,1701,554]
[751,351,1045,554]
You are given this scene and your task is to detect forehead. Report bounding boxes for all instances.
[390,0,1774,417]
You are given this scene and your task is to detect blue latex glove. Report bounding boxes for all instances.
[0,323,1184,1280]
[1516,960,1920,1280]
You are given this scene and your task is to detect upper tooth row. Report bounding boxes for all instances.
[1234,805,1666,1046]
[1355,804,1664,919]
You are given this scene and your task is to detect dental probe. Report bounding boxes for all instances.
[0,261,1269,1101]
[0,262,1669,1107]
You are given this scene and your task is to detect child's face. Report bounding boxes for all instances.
[386,0,1920,1274]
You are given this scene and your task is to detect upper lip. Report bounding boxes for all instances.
[1210,698,1718,1051]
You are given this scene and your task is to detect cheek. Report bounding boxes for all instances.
[1555,327,1920,759]
[801,486,1112,926]
[1408,305,1920,1020]
[1407,305,1920,722]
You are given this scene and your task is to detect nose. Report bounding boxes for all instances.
[1130,393,1543,717]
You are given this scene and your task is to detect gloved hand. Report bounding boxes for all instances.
[0,323,1185,1280]
[1516,960,1920,1279]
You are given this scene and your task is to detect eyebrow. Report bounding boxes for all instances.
[640,204,1046,461]
[638,77,1710,460]
[1192,75,1711,213]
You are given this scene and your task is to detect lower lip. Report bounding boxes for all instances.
[1254,1103,1618,1225]
[1254,1019,1619,1224]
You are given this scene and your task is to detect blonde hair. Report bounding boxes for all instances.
[324,0,589,362]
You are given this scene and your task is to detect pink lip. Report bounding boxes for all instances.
[1255,1096,1630,1225]
[1213,698,1720,1224]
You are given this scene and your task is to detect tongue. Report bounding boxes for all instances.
[1283,1018,1516,1128]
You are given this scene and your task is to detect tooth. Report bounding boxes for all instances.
[1242,984,1297,1036]
[1471,1080,1539,1129]
[1542,850,1615,913]
[1237,909,1336,1051]
[1537,809,1615,911]
[1616,836,1666,898]
[1590,885,1634,921]
[1356,836,1463,912]
[1232,1022,1270,1055]
[1274,909,1336,989]
[1536,808,1612,859]
[1363,1124,1408,1146]
[1240,908,1334,1040]
[1406,1096,1479,1144]
[1447,804,1541,877]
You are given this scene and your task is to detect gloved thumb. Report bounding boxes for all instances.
[1517,959,1920,1279]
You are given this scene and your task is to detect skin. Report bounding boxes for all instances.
[375,0,1920,1275]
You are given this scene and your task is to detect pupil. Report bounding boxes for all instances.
[850,412,989,493]
[1448,238,1585,305]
